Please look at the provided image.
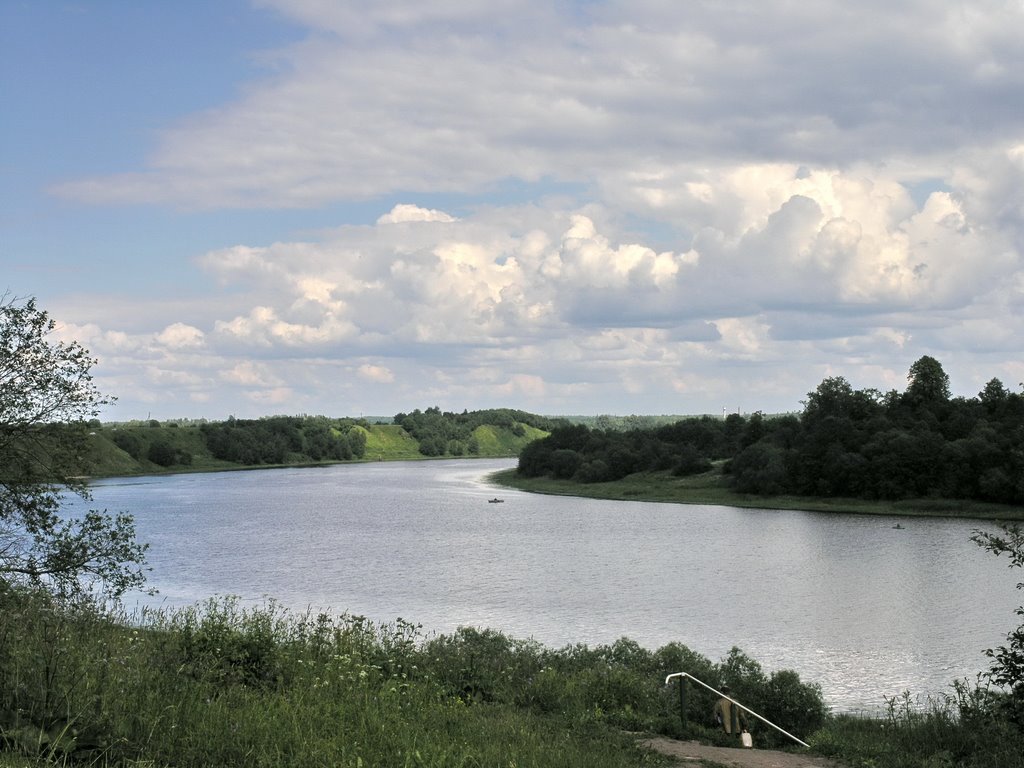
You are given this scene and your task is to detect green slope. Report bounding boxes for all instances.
[76,415,551,478]
[360,424,423,460]
[471,423,547,456]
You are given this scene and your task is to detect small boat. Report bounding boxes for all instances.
[892,523,904,529]
[488,498,504,503]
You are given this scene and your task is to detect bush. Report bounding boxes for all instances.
[112,430,144,459]
[0,591,847,767]
[672,445,713,476]
[762,668,828,740]
[147,440,177,466]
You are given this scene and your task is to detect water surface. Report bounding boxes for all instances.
[70,458,1019,711]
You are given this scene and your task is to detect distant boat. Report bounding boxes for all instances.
[488,498,504,503]
[893,523,904,529]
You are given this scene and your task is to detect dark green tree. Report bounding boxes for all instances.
[802,376,857,422]
[147,440,177,467]
[980,377,1011,415]
[112,428,144,459]
[672,444,712,477]
[0,296,148,600]
[729,442,790,494]
[549,448,582,479]
[903,355,951,408]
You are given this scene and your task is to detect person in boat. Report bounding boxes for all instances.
[713,685,749,740]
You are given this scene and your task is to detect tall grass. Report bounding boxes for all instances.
[3,584,1021,767]
[0,587,685,766]
[809,683,1024,768]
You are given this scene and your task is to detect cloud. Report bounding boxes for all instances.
[33,1,1024,418]
[357,364,394,383]
[51,1,1024,209]
[496,373,546,398]
[377,204,457,225]
[214,305,359,349]
[245,387,294,406]
[64,152,1019,418]
[220,361,281,388]
[156,322,205,349]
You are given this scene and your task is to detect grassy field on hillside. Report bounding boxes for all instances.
[359,423,424,460]
[471,423,548,455]
[79,419,543,479]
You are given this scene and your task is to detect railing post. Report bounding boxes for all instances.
[678,674,687,729]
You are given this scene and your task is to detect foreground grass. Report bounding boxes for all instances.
[2,588,1021,767]
[0,591,691,767]
[810,687,1024,768]
[491,467,1024,520]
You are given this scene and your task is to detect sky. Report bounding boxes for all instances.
[2,0,1023,422]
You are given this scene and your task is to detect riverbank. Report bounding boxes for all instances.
[490,467,1024,521]
[0,588,827,767]
[3,588,1022,768]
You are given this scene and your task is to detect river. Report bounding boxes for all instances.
[66,457,1020,712]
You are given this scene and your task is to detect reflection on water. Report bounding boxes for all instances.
[70,459,1019,711]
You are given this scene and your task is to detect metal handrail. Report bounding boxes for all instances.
[664,671,810,749]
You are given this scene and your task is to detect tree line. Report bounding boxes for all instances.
[519,356,1024,505]
[200,415,368,465]
[105,408,560,469]
[107,415,370,467]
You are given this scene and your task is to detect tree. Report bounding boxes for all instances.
[980,377,1010,415]
[903,355,951,408]
[0,295,147,600]
[803,376,881,424]
[147,439,177,467]
[972,523,1024,723]
[802,376,857,423]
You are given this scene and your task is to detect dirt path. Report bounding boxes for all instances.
[639,737,845,768]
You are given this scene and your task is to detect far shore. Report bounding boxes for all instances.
[489,467,1024,521]
[84,453,1023,522]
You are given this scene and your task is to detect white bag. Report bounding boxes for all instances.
[740,730,753,748]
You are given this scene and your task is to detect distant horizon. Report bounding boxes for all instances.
[91,407,807,427]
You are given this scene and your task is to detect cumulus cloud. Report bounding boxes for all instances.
[156,323,205,349]
[33,1,1024,417]
[102,167,1018,414]
[377,204,458,225]
[52,142,1024,419]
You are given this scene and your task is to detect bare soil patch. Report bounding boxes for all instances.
[638,736,845,768]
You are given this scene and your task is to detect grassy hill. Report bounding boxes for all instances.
[360,424,425,461]
[471,423,548,455]
[81,412,552,479]
[85,424,237,476]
